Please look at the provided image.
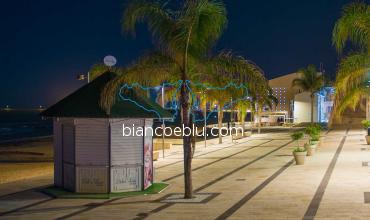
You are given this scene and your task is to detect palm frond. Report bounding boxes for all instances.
[199,51,271,111]
[332,2,370,53]
[331,2,370,119]
[173,0,227,57]
[100,52,179,113]
[125,52,180,85]
[335,52,370,94]
[208,51,266,85]
[122,0,175,47]
[292,64,324,94]
[334,85,368,117]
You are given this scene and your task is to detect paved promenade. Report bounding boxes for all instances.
[0,128,370,219]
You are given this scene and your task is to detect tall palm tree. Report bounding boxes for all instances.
[292,64,324,123]
[100,0,268,198]
[331,2,370,118]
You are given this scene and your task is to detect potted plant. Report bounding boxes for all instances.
[310,134,320,145]
[361,120,370,144]
[304,125,319,156]
[291,131,306,165]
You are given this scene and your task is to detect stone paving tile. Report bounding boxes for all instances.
[315,129,370,219]
[0,190,51,214]
[142,139,297,219]
[58,134,295,219]
[0,174,52,197]
[3,128,370,219]
[216,130,345,220]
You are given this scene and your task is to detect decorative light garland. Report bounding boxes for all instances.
[118,81,251,122]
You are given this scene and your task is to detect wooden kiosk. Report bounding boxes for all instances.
[41,72,171,193]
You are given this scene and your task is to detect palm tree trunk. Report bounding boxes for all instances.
[181,21,193,199]
[241,108,245,130]
[181,81,192,199]
[258,111,261,134]
[311,94,314,123]
[218,105,223,144]
[250,109,253,134]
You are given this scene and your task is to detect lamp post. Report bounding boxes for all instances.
[161,84,165,158]
[203,90,207,148]
[197,90,208,148]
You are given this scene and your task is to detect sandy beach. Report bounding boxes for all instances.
[0,138,53,184]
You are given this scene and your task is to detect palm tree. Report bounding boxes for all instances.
[234,89,251,130]
[100,0,268,198]
[253,88,277,133]
[292,64,324,123]
[205,71,233,144]
[331,2,370,118]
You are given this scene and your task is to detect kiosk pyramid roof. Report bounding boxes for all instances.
[41,72,172,119]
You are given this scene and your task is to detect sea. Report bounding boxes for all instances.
[0,109,52,142]
[0,109,243,142]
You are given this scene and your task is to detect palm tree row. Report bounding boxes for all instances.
[292,64,324,123]
[331,1,370,119]
[98,0,273,199]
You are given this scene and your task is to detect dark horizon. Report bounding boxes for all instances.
[0,0,353,108]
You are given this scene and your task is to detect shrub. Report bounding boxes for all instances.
[305,126,319,137]
[314,123,322,132]
[361,120,370,129]
[293,147,307,152]
[291,131,304,141]
[305,125,320,143]
[291,131,304,149]
[311,134,319,142]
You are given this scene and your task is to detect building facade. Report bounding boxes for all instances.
[268,72,300,121]
[268,73,334,124]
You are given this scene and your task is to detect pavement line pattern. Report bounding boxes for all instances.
[162,140,273,182]
[194,140,293,192]
[0,138,271,219]
[134,139,294,220]
[303,129,349,220]
[55,139,290,220]
[0,138,254,216]
[155,130,290,170]
[0,198,54,216]
[54,198,123,220]
[0,184,53,200]
[156,137,257,170]
[215,159,295,220]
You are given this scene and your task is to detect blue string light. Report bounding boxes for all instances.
[118,80,251,122]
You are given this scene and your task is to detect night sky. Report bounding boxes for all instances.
[0,0,355,108]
